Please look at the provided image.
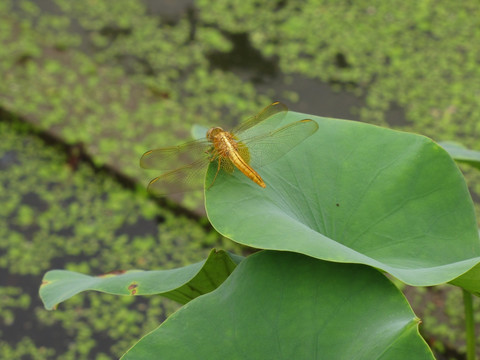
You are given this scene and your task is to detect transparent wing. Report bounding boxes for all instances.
[233,101,288,138]
[140,139,211,170]
[146,157,209,195]
[243,119,319,168]
[140,139,212,195]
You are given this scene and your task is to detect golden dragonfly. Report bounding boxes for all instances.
[140,102,318,195]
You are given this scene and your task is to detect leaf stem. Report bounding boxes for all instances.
[463,289,476,360]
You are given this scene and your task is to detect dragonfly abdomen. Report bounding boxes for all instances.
[215,132,266,188]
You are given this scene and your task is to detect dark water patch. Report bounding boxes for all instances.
[385,101,409,127]
[114,216,159,239]
[258,75,364,122]
[48,254,92,270]
[145,0,194,24]
[0,150,19,170]
[202,29,367,121]
[334,52,350,69]
[12,0,63,15]
[207,32,279,82]
[0,268,69,354]
[21,192,49,213]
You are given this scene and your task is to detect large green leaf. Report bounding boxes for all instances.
[450,263,480,296]
[205,111,480,287]
[40,249,242,310]
[439,141,480,170]
[122,251,433,360]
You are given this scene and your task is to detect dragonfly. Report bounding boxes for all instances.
[140,102,318,195]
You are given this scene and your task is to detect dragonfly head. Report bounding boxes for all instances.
[206,127,224,142]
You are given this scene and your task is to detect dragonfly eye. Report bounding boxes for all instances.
[206,127,224,142]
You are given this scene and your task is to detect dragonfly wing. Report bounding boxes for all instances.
[146,157,208,195]
[140,139,210,170]
[244,119,319,168]
[233,102,288,139]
